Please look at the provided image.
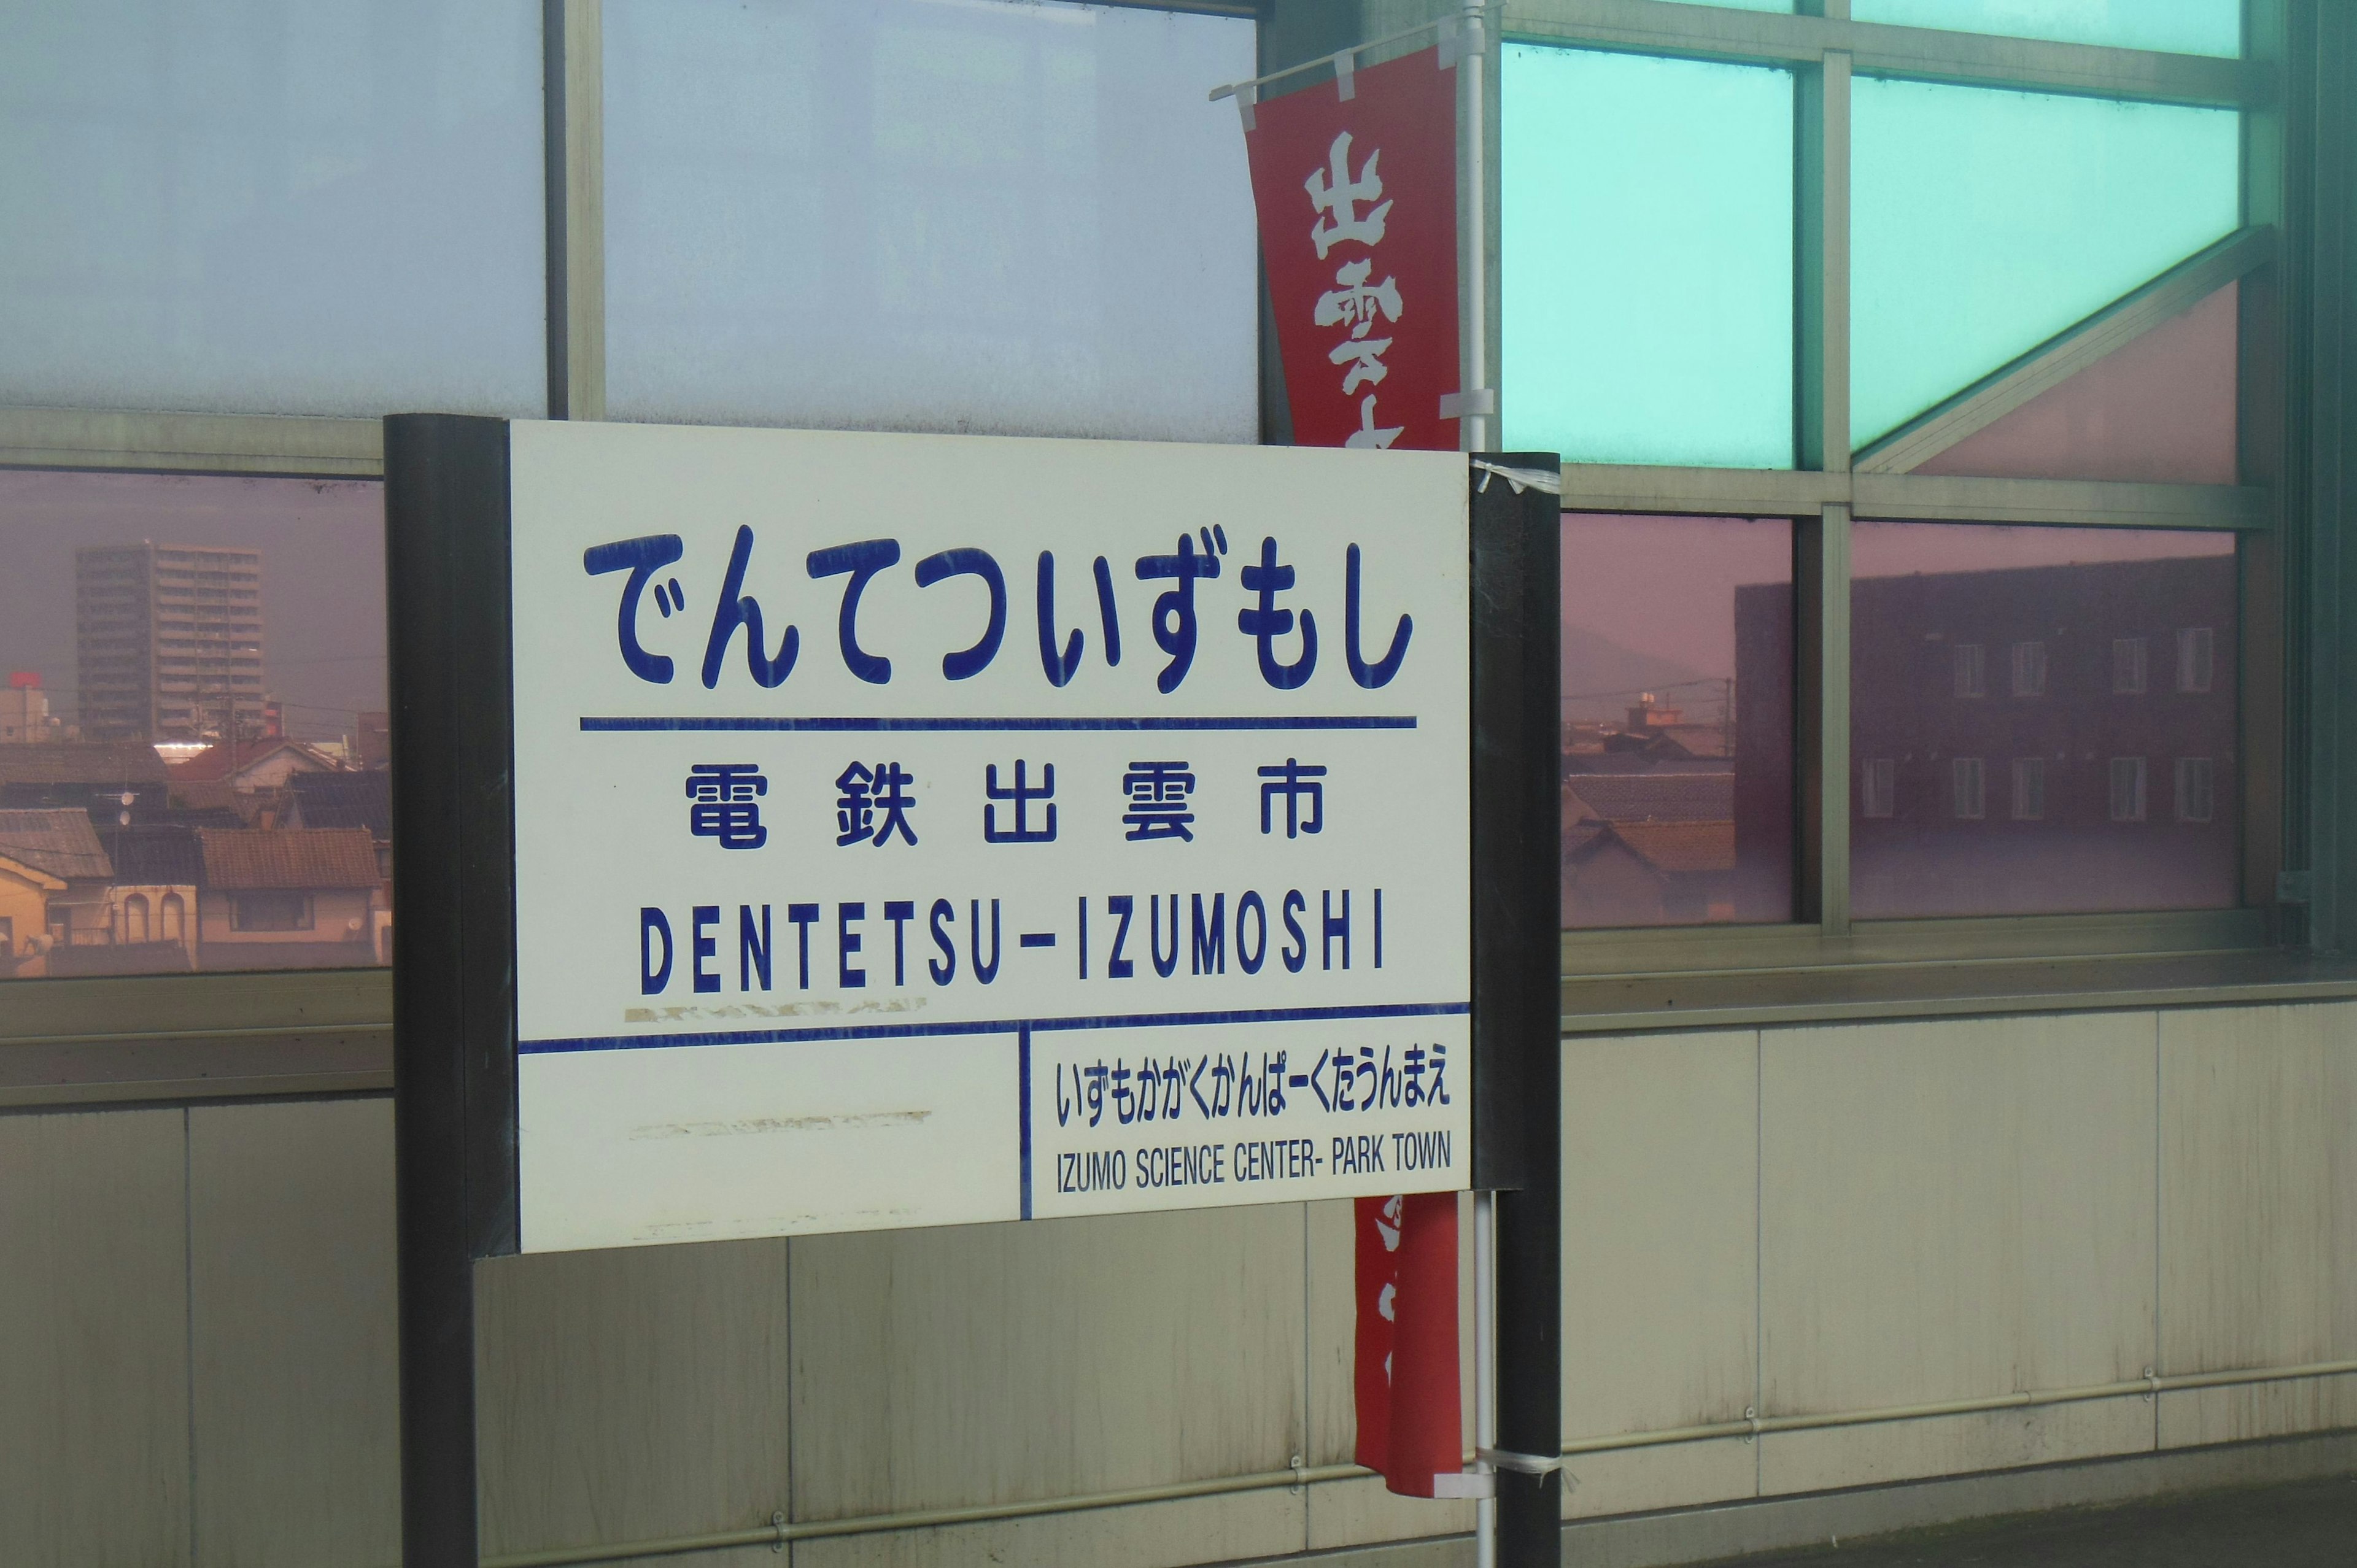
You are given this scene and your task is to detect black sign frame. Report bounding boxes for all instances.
[384,414,1560,1564]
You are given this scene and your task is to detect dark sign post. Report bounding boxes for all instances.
[384,414,1560,1566]
[386,415,517,1564]
[1468,457,1566,1558]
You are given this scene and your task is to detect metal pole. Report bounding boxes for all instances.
[1473,1189,1500,1568]
[1462,12,1499,1567]
[1460,0,1489,455]
[387,414,522,1567]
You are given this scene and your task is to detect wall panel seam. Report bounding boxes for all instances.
[184,1105,199,1568]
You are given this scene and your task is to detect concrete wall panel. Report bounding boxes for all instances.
[1558,1029,1761,1519]
[1562,1440,1758,1520]
[1305,1195,1358,1470]
[1308,1473,1476,1552]
[2159,1002,2357,1443]
[1759,1400,2154,1496]
[790,1207,1306,1524]
[1562,1030,1759,1439]
[2158,1377,2357,1447]
[794,1488,1305,1568]
[188,1097,399,1567]
[0,1108,190,1568]
[1760,1013,2159,1486]
[474,1235,795,1558]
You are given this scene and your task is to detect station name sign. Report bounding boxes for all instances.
[501,424,1473,1251]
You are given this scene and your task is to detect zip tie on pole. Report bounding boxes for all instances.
[1471,460,1560,496]
[1477,1446,1566,1476]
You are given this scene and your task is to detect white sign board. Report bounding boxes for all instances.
[508,423,1471,1251]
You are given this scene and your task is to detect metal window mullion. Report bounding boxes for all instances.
[1796,40,1852,934]
[544,0,606,422]
[1500,1,2250,109]
[2309,0,2357,952]
[1797,504,1852,933]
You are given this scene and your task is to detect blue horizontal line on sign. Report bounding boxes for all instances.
[579,715,1417,733]
[517,1000,1469,1056]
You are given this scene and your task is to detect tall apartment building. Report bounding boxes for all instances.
[75,544,265,742]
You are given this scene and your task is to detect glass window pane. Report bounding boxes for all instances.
[0,1,545,417]
[1914,282,2237,484]
[1849,522,2237,919]
[0,472,389,979]
[1563,515,1795,929]
[1851,1,2239,57]
[1852,79,2240,450]
[603,0,1256,441]
[1504,48,1795,468]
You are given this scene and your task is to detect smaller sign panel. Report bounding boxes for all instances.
[507,424,1472,1251]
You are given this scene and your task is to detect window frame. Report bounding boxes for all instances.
[1522,0,2357,1008]
[0,0,1269,1100]
[5,0,2355,1092]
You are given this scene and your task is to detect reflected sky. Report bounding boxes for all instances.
[0,469,386,744]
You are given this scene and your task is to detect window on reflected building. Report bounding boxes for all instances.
[2177,626,2216,692]
[1862,758,1897,820]
[2111,757,2150,823]
[0,470,389,980]
[2113,637,2149,695]
[1952,757,1986,821]
[1851,521,2238,919]
[2010,641,2046,698]
[2011,758,2045,821]
[1559,514,1794,930]
[1953,643,1986,698]
[2176,757,2216,824]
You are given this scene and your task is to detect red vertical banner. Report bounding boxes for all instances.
[1243,47,1462,452]
[1248,39,1467,1500]
[1352,1192,1464,1497]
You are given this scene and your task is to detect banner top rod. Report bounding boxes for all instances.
[1208,9,1474,103]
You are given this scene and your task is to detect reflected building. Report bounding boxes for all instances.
[1736,552,2238,921]
[75,543,266,742]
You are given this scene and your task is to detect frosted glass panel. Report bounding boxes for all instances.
[1562,515,1795,929]
[1915,282,2237,484]
[605,0,1256,442]
[1852,1,2239,57]
[1503,47,1794,468]
[0,0,545,417]
[1852,79,2239,448]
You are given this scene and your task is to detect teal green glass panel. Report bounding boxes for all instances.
[1503,46,1794,469]
[1852,79,2239,450]
[1852,1,2238,57]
